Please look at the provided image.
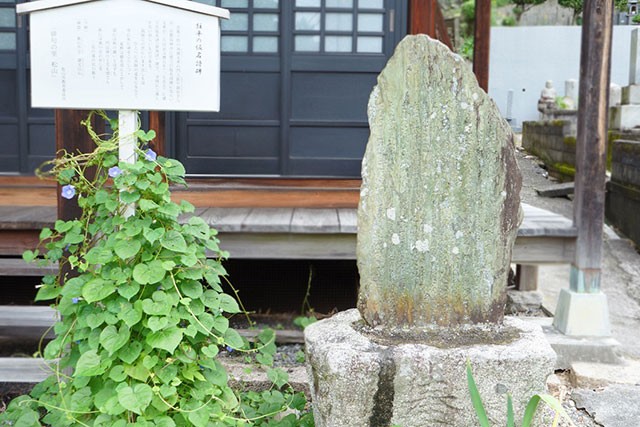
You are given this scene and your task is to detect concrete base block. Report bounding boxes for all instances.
[622,84,640,105]
[523,317,622,369]
[553,289,611,336]
[610,104,640,130]
[304,309,556,427]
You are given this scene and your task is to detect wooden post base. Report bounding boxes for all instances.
[516,264,539,291]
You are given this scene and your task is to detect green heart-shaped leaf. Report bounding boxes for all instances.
[117,281,140,300]
[147,316,168,332]
[117,383,152,415]
[142,292,172,316]
[100,325,130,355]
[109,365,127,382]
[118,301,142,328]
[133,261,166,285]
[156,365,178,384]
[180,281,203,299]
[139,199,159,212]
[201,345,219,358]
[86,312,105,329]
[75,350,104,376]
[82,279,116,303]
[213,316,229,334]
[146,326,183,354]
[118,341,142,364]
[35,285,60,302]
[160,230,187,253]
[219,294,240,314]
[114,239,141,260]
[142,355,159,370]
[84,247,114,265]
[143,227,164,244]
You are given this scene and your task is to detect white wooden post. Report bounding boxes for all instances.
[118,110,137,218]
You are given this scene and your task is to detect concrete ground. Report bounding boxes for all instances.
[516,145,640,427]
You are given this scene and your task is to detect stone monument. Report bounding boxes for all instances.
[610,83,622,107]
[561,79,578,110]
[611,29,640,130]
[305,35,555,426]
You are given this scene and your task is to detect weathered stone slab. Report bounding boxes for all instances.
[305,310,556,427]
[357,35,522,329]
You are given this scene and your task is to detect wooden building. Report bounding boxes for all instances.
[0,0,454,180]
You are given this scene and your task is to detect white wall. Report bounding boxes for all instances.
[489,26,636,127]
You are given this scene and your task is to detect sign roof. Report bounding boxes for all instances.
[16,0,230,19]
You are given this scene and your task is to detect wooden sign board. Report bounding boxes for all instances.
[17,0,229,112]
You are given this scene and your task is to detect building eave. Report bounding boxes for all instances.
[16,0,230,19]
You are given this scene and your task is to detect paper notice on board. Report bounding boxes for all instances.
[29,0,221,112]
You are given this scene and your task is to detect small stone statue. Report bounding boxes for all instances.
[538,80,558,118]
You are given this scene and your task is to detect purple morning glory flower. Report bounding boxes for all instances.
[72,297,79,304]
[61,185,75,200]
[225,346,233,353]
[144,149,157,162]
[108,166,123,178]
[64,243,71,251]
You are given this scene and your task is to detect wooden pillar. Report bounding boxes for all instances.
[148,111,166,157]
[553,0,613,337]
[55,110,101,221]
[515,264,539,292]
[409,0,434,35]
[572,0,614,293]
[55,110,103,283]
[409,0,453,49]
[472,0,491,92]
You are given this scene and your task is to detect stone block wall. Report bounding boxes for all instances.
[522,122,638,181]
[607,138,640,246]
[522,120,576,180]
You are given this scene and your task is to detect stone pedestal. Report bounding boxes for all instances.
[553,288,611,337]
[622,84,640,105]
[610,104,640,130]
[305,310,556,427]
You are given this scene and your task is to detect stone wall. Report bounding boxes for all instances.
[606,137,640,246]
[522,120,576,180]
[522,122,638,181]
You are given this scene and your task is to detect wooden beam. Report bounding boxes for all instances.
[472,0,491,92]
[571,0,614,293]
[148,111,166,157]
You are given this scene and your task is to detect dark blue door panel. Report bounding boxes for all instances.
[176,0,407,178]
